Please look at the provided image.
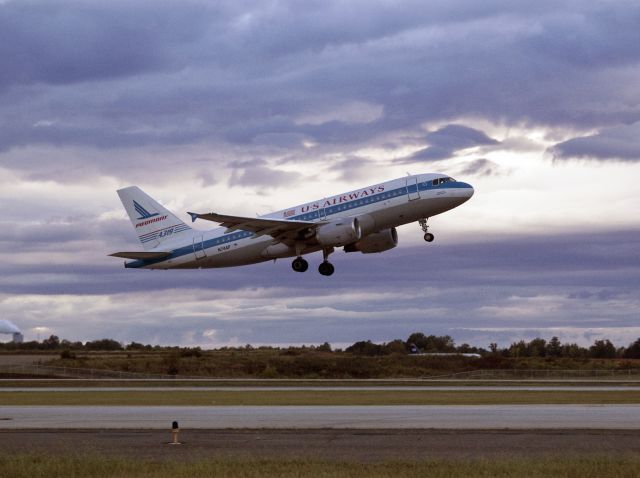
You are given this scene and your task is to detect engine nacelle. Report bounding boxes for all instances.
[316,218,362,247]
[344,227,398,254]
[354,213,376,236]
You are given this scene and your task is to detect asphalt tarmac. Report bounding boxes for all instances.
[1,386,639,391]
[1,405,638,429]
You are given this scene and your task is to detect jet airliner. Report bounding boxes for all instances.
[110,173,474,276]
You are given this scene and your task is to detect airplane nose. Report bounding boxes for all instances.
[459,182,474,199]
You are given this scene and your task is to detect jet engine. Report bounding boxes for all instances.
[344,227,398,254]
[316,218,362,247]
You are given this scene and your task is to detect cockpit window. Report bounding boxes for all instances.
[432,177,456,186]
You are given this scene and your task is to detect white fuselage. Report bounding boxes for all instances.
[125,173,473,270]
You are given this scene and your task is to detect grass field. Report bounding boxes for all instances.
[1,389,639,405]
[1,454,638,478]
[2,378,640,388]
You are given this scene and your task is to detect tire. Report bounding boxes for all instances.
[318,262,335,276]
[424,233,435,242]
[291,257,309,272]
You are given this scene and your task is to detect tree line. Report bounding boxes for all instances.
[347,333,640,359]
[1,332,640,360]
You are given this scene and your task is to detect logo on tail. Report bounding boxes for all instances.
[133,200,159,220]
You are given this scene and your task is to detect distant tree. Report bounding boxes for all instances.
[346,340,384,356]
[561,342,587,358]
[507,338,554,358]
[489,343,499,354]
[406,333,428,350]
[42,335,60,350]
[317,342,332,353]
[180,347,202,358]
[425,335,456,353]
[126,342,147,350]
[456,343,481,354]
[14,340,40,350]
[406,333,455,353]
[508,340,529,358]
[589,339,617,359]
[623,338,640,359]
[546,336,562,357]
[528,338,547,357]
[84,339,122,351]
[382,339,406,354]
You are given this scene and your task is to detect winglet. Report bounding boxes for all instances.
[188,212,199,223]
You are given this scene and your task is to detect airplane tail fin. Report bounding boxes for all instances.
[117,186,192,250]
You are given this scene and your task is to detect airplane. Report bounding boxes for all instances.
[110,173,474,276]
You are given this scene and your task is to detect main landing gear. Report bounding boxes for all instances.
[291,256,309,272]
[290,247,335,276]
[318,247,335,276]
[318,261,335,276]
[291,242,309,273]
[419,218,434,242]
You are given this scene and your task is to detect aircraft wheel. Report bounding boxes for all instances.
[318,261,335,276]
[291,257,309,272]
[424,233,435,242]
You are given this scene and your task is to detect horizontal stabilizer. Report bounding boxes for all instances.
[109,251,172,260]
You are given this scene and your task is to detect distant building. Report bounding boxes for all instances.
[12,332,24,344]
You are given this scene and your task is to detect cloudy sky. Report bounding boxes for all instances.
[1,0,639,348]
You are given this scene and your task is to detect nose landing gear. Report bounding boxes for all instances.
[419,218,434,242]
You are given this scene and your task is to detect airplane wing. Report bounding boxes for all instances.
[109,251,172,260]
[187,212,317,240]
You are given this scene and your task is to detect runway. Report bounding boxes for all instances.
[1,405,638,429]
[1,386,639,391]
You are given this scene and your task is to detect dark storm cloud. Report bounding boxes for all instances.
[3,229,638,346]
[425,125,499,150]
[2,1,640,347]
[1,0,640,171]
[0,218,132,253]
[403,125,500,162]
[0,1,213,89]
[227,159,302,188]
[331,157,377,181]
[567,290,622,301]
[456,159,503,177]
[551,121,640,162]
[4,228,638,296]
